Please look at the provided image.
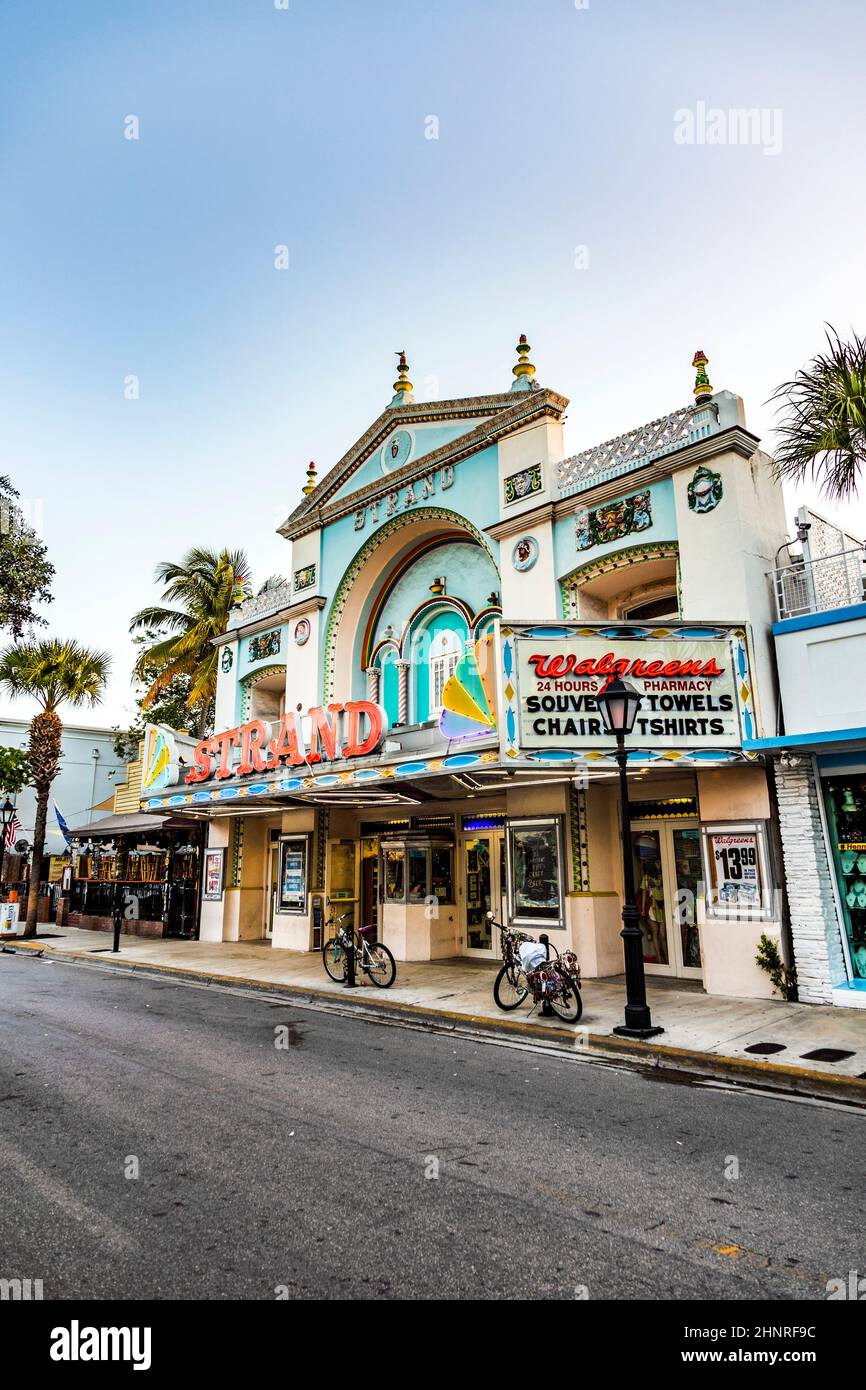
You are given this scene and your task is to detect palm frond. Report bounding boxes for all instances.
[770,325,866,501]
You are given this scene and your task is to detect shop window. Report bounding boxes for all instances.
[623,593,679,622]
[277,835,309,914]
[380,837,455,905]
[822,775,866,979]
[431,844,454,903]
[384,846,405,902]
[506,817,565,929]
[700,822,772,918]
[328,840,357,903]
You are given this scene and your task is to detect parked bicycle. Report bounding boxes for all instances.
[322,909,397,988]
[489,911,582,1022]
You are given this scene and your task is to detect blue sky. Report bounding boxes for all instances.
[2,0,864,726]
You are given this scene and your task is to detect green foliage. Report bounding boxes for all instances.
[755,932,798,1002]
[129,547,250,738]
[771,326,866,501]
[0,638,111,714]
[0,475,54,636]
[113,633,202,761]
[0,745,31,795]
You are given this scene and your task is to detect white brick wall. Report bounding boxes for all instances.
[775,758,847,1003]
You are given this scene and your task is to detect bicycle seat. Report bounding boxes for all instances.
[358,924,371,934]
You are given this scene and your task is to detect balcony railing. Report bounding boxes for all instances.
[770,546,866,622]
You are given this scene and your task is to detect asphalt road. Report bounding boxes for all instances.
[0,950,862,1301]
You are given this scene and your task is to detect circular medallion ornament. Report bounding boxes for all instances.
[221,648,233,673]
[380,429,414,475]
[294,619,311,646]
[512,536,539,572]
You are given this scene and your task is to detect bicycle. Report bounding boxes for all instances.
[489,912,582,1023]
[322,909,397,988]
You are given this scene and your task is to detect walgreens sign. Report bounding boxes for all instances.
[512,633,743,749]
[183,701,388,785]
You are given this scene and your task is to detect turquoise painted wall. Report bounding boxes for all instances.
[328,420,490,504]
[553,476,677,582]
[413,609,470,724]
[319,443,501,701]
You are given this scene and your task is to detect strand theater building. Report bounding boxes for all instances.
[141,343,791,998]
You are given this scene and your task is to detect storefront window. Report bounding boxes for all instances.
[431,845,453,903]
[277,836,308,914]
[506,818,564,928]
[407,848,427,903]
[329,840,356,902]
[384,847,405,902]
[380,838,454,905]
[701,822,771,918]
[822,775,866,979]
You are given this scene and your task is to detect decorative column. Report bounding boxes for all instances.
[395,660,410,725]
[366,666,381,703]
[775,755,847,1003]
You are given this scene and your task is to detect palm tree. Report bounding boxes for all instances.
[129,547,251,738]
[0,639,110,937]
[771,326,866,501]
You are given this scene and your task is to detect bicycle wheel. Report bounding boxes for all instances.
[494,962,529,1011]
[364,941,396,988]
[322,937,346,982]
[549,973,582,1023]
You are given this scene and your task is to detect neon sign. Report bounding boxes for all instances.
[184,702,388,785]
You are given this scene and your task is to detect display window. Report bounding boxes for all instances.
[328,840,356,903]
[822,774,866,979]
[277,835,308,914]
[380,837,454,905]
[700,822,772,918]
[505,817,565,929]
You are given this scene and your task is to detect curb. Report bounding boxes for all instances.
[7,939,866,1108]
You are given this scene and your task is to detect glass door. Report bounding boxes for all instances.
[629,820,703,979]
[630,825,671,972]
[462,831,504,957]
[670,825,703,977]
[265,844,278,938]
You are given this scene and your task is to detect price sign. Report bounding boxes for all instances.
[711,832,760,906]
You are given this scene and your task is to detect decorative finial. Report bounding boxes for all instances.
[510,333,538,392]
[302,461,317,496]
[390,349,414,405]
[692,349,713,402]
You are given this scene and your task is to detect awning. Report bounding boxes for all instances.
[72,812,194,839]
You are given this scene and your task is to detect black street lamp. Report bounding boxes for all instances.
[0,799,15,893]
[596,677,663,1040]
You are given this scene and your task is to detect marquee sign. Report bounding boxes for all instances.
[144,702,388,792]
[499,623,756,765]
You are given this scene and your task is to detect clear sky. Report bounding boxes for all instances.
[2,0,864,728]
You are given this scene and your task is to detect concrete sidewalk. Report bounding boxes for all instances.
[6,926,866,1104]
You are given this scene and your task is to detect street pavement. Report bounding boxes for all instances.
[0,951,863,1301]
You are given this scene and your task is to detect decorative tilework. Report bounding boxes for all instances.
[569,783,590,892]
[574,489,652,552]
[503,463,542,506]
[248,629,282,663]
[293,563,317,593]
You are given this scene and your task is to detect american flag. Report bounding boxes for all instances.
[3,811,22,850]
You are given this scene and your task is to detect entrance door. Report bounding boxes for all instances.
[265,844,278,939]
[629,820,702,979]
[461,831,505,957]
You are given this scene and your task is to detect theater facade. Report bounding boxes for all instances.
[141,341,792,998]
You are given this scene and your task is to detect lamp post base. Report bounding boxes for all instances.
[613,1023,665,1040]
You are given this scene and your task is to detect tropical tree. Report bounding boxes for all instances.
[771,327,866,501]
[0,639,110,937]
[0,475,54,636]
[129,547,251,739]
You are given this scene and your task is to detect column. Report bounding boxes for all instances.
[395,660,410,725]
[775,755,847,1003]
[366,666,381,703]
